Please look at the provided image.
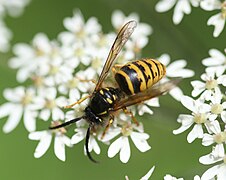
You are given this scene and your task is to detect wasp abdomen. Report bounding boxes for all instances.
[115,59,166,95]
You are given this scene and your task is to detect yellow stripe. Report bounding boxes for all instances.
[117,70,134,94]
[136,60,153,89]
[129,64,146,91]
[106,98,113,104]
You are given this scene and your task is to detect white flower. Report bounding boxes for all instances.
[111,10,152,52]
[173,96,211,143]
[199,147,226,180]
[8,33,52,83]
[0,86,38,133]
[164,174,184,180]
[0,0,30,17]
[0,20,12,52]
[33,87,67,121]
[202,48,226,77]
[191,71,223,100]
[200,0,226,37]
[202,121,226,159]
[71,128,101,156]
[137,98,160,116]
[29,127,72,161]
[208,88,226,122]
[140,166,155,180]
[158,53,194,101]
[58,9,101,45]
[125,166,155,180]
[106,122,151,163]
[155,0,199,24]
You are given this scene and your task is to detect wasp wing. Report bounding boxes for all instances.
[94,20,137,92]
[112,78,182,111]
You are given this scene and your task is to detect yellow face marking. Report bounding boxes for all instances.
[113,95,116,101]
[104,87,109,91]
[117,70,134,94]
[100,90,104,95]
[98,111,107,116]
[129,64,146,91]
[106,98,113,104]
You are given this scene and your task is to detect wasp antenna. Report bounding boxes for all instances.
[49,116,85,130]
[85,126,99,163]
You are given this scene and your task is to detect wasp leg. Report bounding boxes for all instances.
[123,108,139,126]
[112,64,124,75]
[63,95,91,109]
[77,77,96,84]
[101,115,114,139]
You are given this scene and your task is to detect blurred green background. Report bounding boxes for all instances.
[0,0,225,179]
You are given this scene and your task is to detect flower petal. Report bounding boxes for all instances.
[33,131,52,158]
[130,132,151,152]
[120,137,130,163]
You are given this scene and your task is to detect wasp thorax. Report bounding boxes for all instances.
[193,113,207,124]
[205,79,218,90]
[211,104,223,115]
[214,132,226,144]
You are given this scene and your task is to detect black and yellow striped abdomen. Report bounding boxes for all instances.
[114,59,166,95]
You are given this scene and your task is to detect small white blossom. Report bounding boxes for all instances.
[33,87,67,121]
[202,121,226,158]
[164,174,184,180]
[200,0,226,37]
[111,10,152,53]
[209,88,226,122]
[29,126,72,161]
[58,9,101,45]
[125,166,155,180]
[173,96,211,143]
[71,128,101,156]
[0,20,12,52]
[158,53,194,101]
[106,122,151,163]
[0,0,30,17]
[202,48,226,77]
[191,71,224,100]
[155,0,199,24]
[0,86,38,133]
[199,147,226,180]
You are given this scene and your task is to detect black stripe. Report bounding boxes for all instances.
[152,60,160,77]
[115,73,132,95]
[121,66,141,94]
[141,60,155,79]
[132,61,150,86]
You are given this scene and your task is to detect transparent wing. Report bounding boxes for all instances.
[112,78,182,111]
[94,20,137,92]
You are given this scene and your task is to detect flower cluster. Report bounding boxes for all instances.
[173,48,226,179]
[155,0,226,37]
[0,0,30,52]
[0,9,194,163]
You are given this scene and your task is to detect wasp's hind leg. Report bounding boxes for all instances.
[112,64,124,75]
[101,115,114,139]
[123,108,139,126]
[63,94,92,109]
[77,77,96,84]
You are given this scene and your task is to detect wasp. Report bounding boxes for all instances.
[49,20,181,162]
